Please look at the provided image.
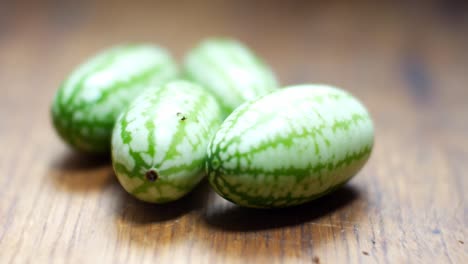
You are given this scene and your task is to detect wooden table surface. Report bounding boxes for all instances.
[0,0,467,263]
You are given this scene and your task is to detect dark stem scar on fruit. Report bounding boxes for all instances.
[145,169,159,182]
[176,112,187,121]
[211,158,220,169]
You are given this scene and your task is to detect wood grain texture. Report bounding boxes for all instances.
[0,0,467,263]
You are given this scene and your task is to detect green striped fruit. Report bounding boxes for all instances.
[184,38,278,117]
[207,84,374,208]
[111,80,222,203]
[51,44,179,153]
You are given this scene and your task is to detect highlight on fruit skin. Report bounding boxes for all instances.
[111,80,223,203]
[206,84,374,208]
[184,38,279,118]
[51,44,179,153]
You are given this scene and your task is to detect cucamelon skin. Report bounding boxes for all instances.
[51,45,178,153]
[207,84,374,208]
[112,80,222,203]
[184,38,278,117]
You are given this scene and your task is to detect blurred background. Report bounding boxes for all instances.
[2,0,467,94]
[0,0,467,263]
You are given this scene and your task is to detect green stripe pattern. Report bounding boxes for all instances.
[112,80,222,203]
[184,38,278,117]
[51,44,179,153]
[207,84,374,208]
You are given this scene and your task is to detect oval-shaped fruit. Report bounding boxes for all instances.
[112,80,223,203]
[207,84,374,208]
[184,38,278,117]
[52,44,179,153]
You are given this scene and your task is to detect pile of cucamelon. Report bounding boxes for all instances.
[52,38,374,208]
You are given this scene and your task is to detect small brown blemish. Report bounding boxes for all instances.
[362,251,370,256]
[371,239,376,245]
[312,256,320,263]
[176,112,187,121]
[459,240,464,244]
[145,169,158,182]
